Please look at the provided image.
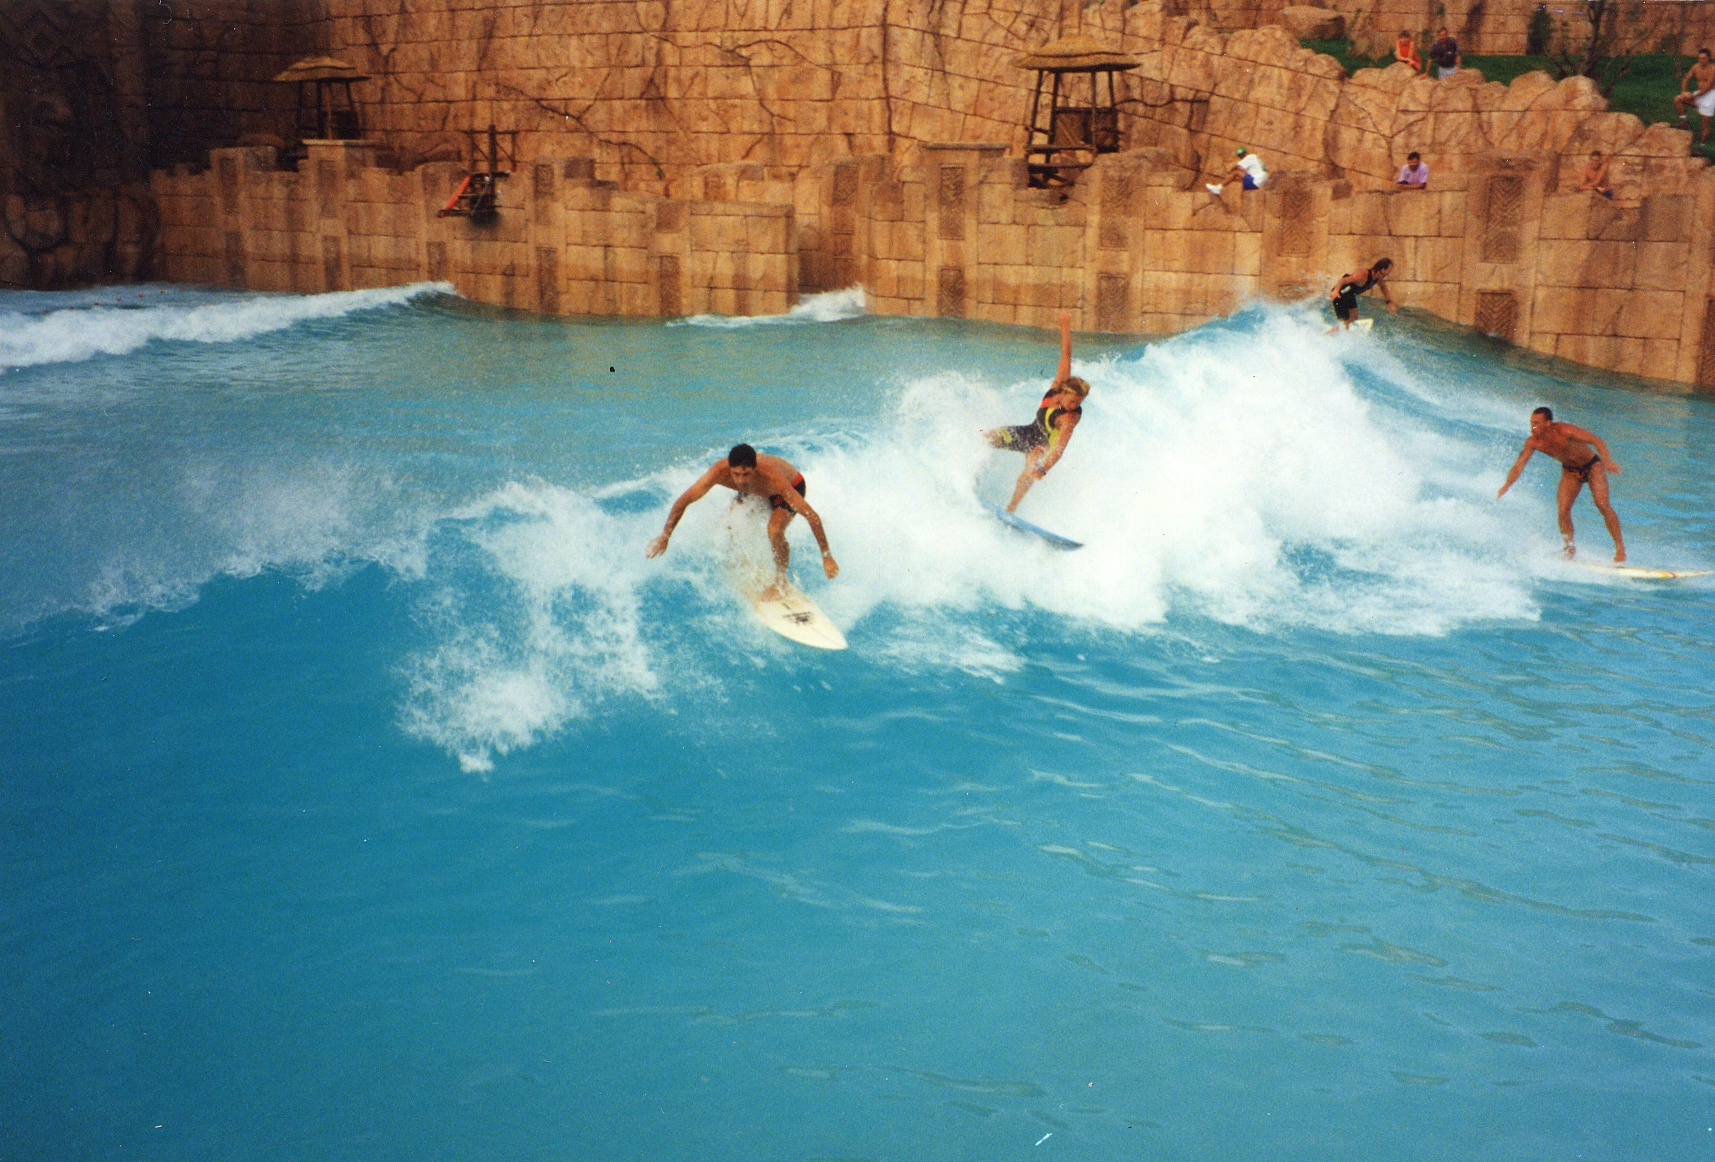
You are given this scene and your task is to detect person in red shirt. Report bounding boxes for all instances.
[1394,30,1423,72]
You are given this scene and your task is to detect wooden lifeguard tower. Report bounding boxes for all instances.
[274,55,368,144]
[1013,35,1139,189]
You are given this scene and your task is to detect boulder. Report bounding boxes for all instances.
[1281,6,1346,40]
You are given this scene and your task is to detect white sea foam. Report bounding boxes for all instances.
[787,307,1545,638]
[9,296,1564,765]
[673,286,867,328]
[394,308,1559,762]
[0,282,453,370]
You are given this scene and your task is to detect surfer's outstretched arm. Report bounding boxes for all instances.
[1496,440,1536,498]
[1052,312,1073,387]
[646,466,721,556]
[777,489,838,578]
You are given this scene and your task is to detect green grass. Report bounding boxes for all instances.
[1300,39,1706,141]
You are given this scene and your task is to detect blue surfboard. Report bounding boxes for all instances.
[981,500,1083,550]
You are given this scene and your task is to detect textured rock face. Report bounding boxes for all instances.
[1279,6,1345,40]
[155,139,1715,390]
[129,0,1715,388]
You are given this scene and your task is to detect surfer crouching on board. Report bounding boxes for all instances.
[1497,406,1626,562]
[646,443,839,593]
[984,311,1088,512]
[1328,257,1396,329]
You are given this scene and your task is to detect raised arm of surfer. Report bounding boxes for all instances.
[984,312,1089,512]
[647,443,838,591]
[1497,406,1625,562]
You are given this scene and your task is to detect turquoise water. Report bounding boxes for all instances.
[2,284,1713,1160]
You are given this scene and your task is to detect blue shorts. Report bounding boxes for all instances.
[1242,175,1259,190]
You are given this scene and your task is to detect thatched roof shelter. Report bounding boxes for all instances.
[273,56,369,84]
[1012,34,1140,74]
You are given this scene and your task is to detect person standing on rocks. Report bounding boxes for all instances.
[1674,47,1715,147]
[1497,406,1626,562]
[1429,28,1461,77]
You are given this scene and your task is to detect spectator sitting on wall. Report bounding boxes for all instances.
[1429,28,1461,77]
[1396,151,1429,189]
[1577,150,1614,199]
[1205,147,1268,195]
[1395,30,1423,72]
[1674,47,1715,148]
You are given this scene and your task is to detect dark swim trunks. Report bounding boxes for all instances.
[1564,456,1601,482]
[769,474,807,512]
[993,423,1048,453]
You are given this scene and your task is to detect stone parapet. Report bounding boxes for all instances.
[154,138,1715,389]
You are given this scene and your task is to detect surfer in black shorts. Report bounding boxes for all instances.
[1328,257,1397,329]
[1497,406,1626,562]
[984,311,1088,512]
[647,443,838,593]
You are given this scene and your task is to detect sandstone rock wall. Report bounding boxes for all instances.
[1,0,316,288]
[310,0,1708,203]
[152,139,1715,389]
[1333,0,1715,58]
[151,141,799,317]
[1121,21,1709,196]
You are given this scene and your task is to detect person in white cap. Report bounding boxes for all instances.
[1206,147,1268,195]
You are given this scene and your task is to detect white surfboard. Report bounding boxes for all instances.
[1576,562,1711,581]
[748,583,848,649]
[1352,317,1374,333]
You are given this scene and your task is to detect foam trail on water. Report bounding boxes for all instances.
[397,307,1557,762]
[674,287,866,329]
[788,307,1544,642]
[0,282,454,370]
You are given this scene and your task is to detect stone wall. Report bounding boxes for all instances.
[141,0,321,172]
[152,133,1715,389]
[150,141,798,318]
[0,0,316,288]
[1122,22,1709,194]
[1333,0,1715,59]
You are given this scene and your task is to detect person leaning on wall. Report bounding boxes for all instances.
[1394,30,1423,73]
[1396,151,1429,189]
[1429,28,1461,77]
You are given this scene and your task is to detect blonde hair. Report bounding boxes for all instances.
[1062,376,1090,398]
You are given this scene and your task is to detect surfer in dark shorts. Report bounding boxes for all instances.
[647,443,838,593]
[1497,406,1626,562]
[1328,257,1397,329]
[985,311,1088,512]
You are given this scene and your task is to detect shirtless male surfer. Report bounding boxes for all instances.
[646,443,838,592]
[984,311,1088,512]
[1497,406,1626,562]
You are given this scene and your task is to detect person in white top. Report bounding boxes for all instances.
[1206,147,1268,195]
[1396,151,1429,189]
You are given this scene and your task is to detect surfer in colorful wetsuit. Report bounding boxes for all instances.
[985,312,1089,512]
[646,443,838,594]
[1497,406,1626,562]
[1328,257,1397,329]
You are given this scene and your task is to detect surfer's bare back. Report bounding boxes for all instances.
[1497,406,1626,562]
[646,443,839,587]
